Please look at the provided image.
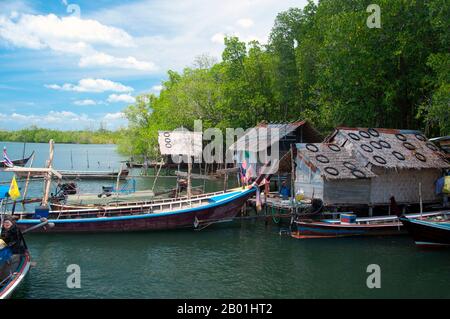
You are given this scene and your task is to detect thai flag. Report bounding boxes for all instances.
[3,147,14,168]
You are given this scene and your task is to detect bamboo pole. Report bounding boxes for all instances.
[419,182,423,217]
[42,140,55,207]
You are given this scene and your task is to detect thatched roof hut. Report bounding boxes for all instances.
[295,128,450,207]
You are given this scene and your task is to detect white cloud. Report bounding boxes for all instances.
[79,53,157,71]
[46,78,134,93]
[0,12,157,71]
[211,33,225,44]
[103,112,125,120]
[73,99,97,106]
[151,85,163,92]
[236,18,254,28]
[107,94,136,104]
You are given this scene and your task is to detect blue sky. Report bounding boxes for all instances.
[0,0,307,131]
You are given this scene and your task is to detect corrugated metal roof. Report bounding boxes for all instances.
[229,120,318,152]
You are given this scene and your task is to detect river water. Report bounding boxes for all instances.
[1,142,449,299]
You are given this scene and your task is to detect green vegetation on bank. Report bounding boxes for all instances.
[0,126,122,144]
[119,0,449,159]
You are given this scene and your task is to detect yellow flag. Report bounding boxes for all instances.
[8,175,20,200]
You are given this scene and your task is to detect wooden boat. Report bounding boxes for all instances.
[291,211,449,239]
[399,214,450,247]
[0,250,31,299]
[16,187,256,233]
[0,151,35,168]
[15,169,129,180]
[65,189,155,205]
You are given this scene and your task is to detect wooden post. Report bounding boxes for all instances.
[42,140,55,207]
[187,157,192,199]
[419,182,423,217]
[223,172,228,192]
[290,145,295,200]
[70,150,74,169]
[86,150,89,169]
[116,163,123,196]
[21,152,36,206]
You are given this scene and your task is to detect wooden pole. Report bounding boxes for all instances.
[187,157,192,199]
[290,145,295,200]
[86,150,90,169]
[419,182,423,217]
[42,140,55,207]
[70,150,74,169]
[116,163,123,196]
[22,142,26,159]
[21,152,36,206]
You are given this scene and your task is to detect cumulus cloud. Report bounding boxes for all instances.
[0,12,156,71]
[46,78,134,93]
[79,53,156,71]
[107,94,136,104]
[151,85,163,92]
[236,18,254,28]
[73,99,97,106]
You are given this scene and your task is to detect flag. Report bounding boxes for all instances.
[3,147,14,168]
[8,175,20,200]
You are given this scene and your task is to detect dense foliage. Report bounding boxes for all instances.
[0,126,121,144]
[123,0,448,158]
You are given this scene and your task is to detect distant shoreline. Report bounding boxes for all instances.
[0,127,121,145]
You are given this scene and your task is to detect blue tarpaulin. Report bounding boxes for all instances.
[0,185,9,199]
[0,247,12,265]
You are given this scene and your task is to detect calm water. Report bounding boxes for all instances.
[1,142,450,299]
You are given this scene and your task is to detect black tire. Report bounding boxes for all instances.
[379,140,391,149]
[328,144,341,152]
[325,167,339,176]
[425,142,439,152]
[348,132,360,141]
[403,142,416,151]
[343,161,357,170]
[396,133,407,141]
[368,128,380,137]
[373,155,387,165]
[392,151,405,161]
[415,134,427,142]
[316,154,330,164]
[351,169,366,179]
[359,131,371,139]
[361,144,373,153]
[370,141,382,150]
[415,153,427,162]
[306,144,319,153]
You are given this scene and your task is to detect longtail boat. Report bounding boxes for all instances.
[0,151,35,168]
[15,187,256,233]
[399,214,450,247]
[291,211,449,239]
[15,169,129,180]
[0,250,31,299]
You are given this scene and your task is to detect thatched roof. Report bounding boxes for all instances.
[296,143,376,180]
[229,120,322,152]
[297,127,449,180]
[327,128,449,170]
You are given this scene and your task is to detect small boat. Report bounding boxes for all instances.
[399,214,450,247]
[15,169,129,180]
[291,211,449,239]
[0,151,35,168]
[0,250,31,299]
[16,187,256,233]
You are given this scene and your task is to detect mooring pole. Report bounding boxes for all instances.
[42,139,55,207]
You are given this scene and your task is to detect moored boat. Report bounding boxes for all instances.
[0,151,35,168]
[291,211,449,239]
[0,250,31,299]
[399,214,450,247]
[16,187,256,233]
